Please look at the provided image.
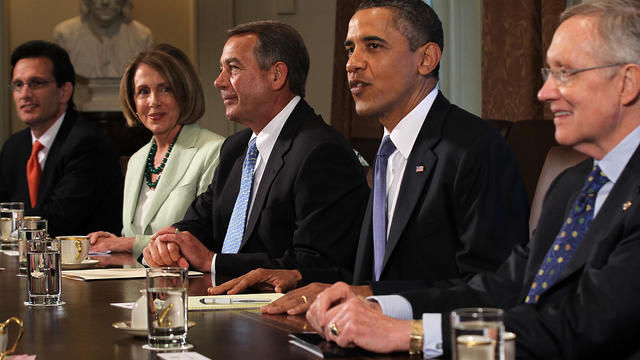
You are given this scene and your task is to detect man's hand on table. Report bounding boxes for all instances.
[208,268,302,295]
[262,282,373,315]
[144,226,214,271]
[306,282,411,353]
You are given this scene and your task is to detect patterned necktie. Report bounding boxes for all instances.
[373,135,397,281]
[525,165,609,304]
[221,137,259,254]
[27,141,45,208]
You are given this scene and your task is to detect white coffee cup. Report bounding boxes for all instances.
[0,317,23,360]
[57,236,90,264]
[131,291,148,329]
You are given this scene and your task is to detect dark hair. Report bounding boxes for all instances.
[120,44,205,127]
[10,40,76,109]
[357,0,444,78]
[227,20,310,97]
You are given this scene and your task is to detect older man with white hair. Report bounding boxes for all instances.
[306,0,640,358]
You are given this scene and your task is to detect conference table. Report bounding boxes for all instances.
[0,252,407,359]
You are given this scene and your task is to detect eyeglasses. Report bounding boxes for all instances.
[541,63,624,86]
[8,79,57,92]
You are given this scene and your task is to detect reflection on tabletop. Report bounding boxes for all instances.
[89,252,142,268]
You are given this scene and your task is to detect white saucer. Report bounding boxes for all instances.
[112,320,196,337]
[61,259,100,270]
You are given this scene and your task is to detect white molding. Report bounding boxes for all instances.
[432,0,482,116]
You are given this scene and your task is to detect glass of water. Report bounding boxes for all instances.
[1,202,24,249]
[145,267,191,351]
[26,236,63,306]
[451,308,504,360]
[18,217,47,277]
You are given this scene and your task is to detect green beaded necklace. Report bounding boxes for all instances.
[145,133,179,189]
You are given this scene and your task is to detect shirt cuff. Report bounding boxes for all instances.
[422,313,443,358]
[210,253,217,286]
[367,295,413,320]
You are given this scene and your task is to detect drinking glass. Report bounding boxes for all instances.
[451,308,504,360]
[26,236,63,306]
[145,267,191,350]
[0,202,24,249]
[18,217,47,277]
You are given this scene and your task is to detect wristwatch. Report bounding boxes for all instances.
[409,319,424,356]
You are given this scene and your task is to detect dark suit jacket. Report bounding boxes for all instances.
[175,99,369,278]
[0,109,123,236]
[353,92,530,294]
[402,146,640,359]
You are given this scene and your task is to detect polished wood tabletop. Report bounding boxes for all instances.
[0,252,406,359]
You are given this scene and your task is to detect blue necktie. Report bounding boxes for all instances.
[373,135,397,281]
[525,165,609,304]
[221,138,259,254]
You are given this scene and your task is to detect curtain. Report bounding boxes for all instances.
[482,0,565,121]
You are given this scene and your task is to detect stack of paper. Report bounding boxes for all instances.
[188,293,284,311]
[62,268,202,281]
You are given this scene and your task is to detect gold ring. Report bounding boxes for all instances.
[174,227,180,234]
[330,322,340,336]
[301,295,307,304]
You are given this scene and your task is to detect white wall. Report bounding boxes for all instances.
[432,0,482,116]
[0,0,9,143]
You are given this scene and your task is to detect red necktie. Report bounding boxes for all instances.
[27,141,44,208]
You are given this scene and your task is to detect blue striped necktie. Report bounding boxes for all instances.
[373,135,396,280]
[221,137,259,254]
[525,165,609,303]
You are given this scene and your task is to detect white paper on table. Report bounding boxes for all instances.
[0,250,19,256]
[158,352,212,360]
[62,268,202,281]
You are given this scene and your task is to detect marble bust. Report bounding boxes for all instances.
[53,0,153,79]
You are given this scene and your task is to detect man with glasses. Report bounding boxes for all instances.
[0,40,122,236]
[306,0,640,358]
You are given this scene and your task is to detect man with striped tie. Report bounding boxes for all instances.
[143,21,369,281]
[306,0,640,358]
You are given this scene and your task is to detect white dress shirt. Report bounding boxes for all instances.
[383,86,438,237]
[30,112,65,170]
[210,96,302,274]
[374,123,640,358]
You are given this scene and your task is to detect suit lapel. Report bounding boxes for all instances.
[122,142,149,228]
[141,125,198,229]
[382,93,449,272]
[37,111,75,207]
[240,101,306,248]
[552,147,640,286]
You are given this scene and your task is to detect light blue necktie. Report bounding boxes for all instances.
[221,137,259,254]
[373,135,396,281]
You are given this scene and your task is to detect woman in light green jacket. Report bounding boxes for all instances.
[88,44,224,259]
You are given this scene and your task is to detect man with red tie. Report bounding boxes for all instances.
[0,40,122,236]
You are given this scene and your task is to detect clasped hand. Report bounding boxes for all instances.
[143,226,214,271]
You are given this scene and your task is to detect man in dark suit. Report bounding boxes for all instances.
[143,21,369,278]
[209,0,528,312]
[0,40,122,237]
[307,1,640,358]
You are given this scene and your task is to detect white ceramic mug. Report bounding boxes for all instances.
[0,317,23,360]
[58,236,90,264]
